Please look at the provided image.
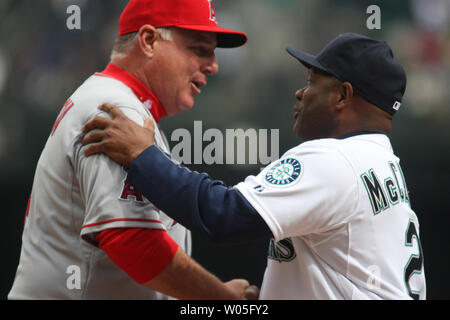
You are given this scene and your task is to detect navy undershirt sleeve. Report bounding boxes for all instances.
[126,146,273,244]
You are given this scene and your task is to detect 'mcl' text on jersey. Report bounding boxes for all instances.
[361,161,410,215]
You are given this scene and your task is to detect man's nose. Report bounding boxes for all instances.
[295,87,306,100]
[202,55,219,76]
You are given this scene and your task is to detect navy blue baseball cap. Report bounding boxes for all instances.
[286,33,407,115]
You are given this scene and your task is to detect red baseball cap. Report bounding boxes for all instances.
[119,0,248,48]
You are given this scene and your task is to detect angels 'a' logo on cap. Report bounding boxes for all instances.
[207,0,217,22]
[264,158,303,187]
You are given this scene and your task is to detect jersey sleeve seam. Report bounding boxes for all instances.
[81,218,164,229]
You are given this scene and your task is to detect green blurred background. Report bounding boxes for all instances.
[1,0,449,299]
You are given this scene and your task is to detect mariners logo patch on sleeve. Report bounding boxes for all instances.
[264,158,303,187]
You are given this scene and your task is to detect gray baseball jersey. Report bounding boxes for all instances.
[9,64,191,299]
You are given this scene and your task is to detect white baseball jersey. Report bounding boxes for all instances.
[236,133,426,299]
[9,64,191,299]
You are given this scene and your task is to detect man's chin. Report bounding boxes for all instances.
[166,101,194,116]
[180,98,195,111]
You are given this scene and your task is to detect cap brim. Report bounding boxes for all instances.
[176,25,248,48]
[286,46,329,73]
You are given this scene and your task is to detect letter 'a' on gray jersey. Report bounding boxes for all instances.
[236,134,426,300]
[8,71,191,300]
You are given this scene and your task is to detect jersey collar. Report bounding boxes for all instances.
[338,131,383,139]
[340,132,393,152]
[95,63,167,123]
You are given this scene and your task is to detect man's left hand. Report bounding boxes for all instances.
[82,103,155,167]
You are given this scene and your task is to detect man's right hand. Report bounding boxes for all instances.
[225,279,260,300]
[82,103,155,167]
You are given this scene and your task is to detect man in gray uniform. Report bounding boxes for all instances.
[9,0,256,300]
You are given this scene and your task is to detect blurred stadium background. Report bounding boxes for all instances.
[1,0,449,299]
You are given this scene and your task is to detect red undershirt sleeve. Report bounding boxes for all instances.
[96,227,179,284]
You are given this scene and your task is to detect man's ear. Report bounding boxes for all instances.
[137,25,159,59]
[335,82,354,110]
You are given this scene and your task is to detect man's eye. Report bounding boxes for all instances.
[192,46,214,57]
[192,47,206,55]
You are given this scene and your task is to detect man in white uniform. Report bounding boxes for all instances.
[9,0,257,300]
[81,33,426,299]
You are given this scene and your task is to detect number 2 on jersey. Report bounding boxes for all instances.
[404,219,424,300]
